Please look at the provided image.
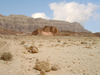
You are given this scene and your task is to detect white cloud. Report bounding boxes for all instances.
[49,2,99,25]
[32,13,50,19]
[94,13,100,25]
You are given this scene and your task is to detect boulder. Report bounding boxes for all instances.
[34,59,52,72]
[28,45,38,53]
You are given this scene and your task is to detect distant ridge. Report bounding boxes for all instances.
[0,27,22,35]
[0,14,90,33]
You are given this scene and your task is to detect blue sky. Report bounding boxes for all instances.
[0,0,100,32]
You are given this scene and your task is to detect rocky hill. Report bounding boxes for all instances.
[32,26,60,36]
[0,14,90,33]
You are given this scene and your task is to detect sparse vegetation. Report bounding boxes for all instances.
[39,44,43,46]
[81,42,87,44]
[92,42,97,45]
[57,40,61,43]
[83,46,92,49]
[0,52,13,61]
[20,41,26,45]
[63,42,67,44]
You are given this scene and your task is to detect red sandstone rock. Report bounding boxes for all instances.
[32,26,60,36]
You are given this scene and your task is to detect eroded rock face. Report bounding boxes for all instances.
[32,26,60,36]
[42,26,59,34]
[32,28,43,35]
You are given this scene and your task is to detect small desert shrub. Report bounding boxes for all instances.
[92,42,97,45]
[57,40,61,43]
[63,42,67,44]
[39,44,43,46]
[55,44,60,47]
[83,46,92,49]
[20,41,26,45]
[0,36,2,38]
[0,52,13,61]
[81,42,87,44]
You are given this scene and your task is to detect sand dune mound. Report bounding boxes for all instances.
[32,26,60,36]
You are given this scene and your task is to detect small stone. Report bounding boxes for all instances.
[51,64,60,71]
[40,70,46,75]
[28,69,31,71]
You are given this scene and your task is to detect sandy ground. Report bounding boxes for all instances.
[0,35,100,75]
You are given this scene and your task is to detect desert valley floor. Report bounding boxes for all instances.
[0,35,100,75]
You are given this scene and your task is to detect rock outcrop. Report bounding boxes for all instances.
[32,28,43,35]
[32,26,60,36]
[42,26,59,34]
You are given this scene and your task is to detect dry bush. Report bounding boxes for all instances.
[39,44,43,46]
[81,42,87,44]
[83,46,92,49]
[92,42,97,45]
[55,44,60,47]
[60,44,65,47]
[63,42,67,44]
[20,41,26,45]
[0,36,2,38]
[57,40,61,43]
[89,54,94,56]
[0,52,13,61]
